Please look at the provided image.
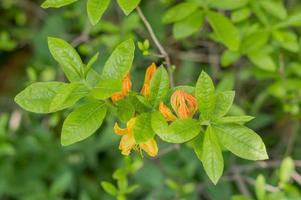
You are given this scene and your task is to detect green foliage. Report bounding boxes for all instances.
[61,100,107,146]
[5,0,301,199]
[87,0,111,26]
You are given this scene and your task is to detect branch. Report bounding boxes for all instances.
[136,6,174,87]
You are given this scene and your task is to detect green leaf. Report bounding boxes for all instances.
[221,50,240,67]
[15,82,87,113]
[100,39,135,81]
[167,119,201,143]
[213,123,268,160]
[173,10,204,39]
[248,52,276,72]
[115,99,135,122]
[240,31,269,54]
[273,31,299,52]
[255,175,266,200]
[260,1,287,20]
[101,181,118,196]
[201,126,224,184]
[149,66,169,107]
[85,52,99,76]
[151,111,201,143]
[207,11,240,51]
[41,0,77,8]
[215,116,254,124]
[208,0,248,10]
[87,0,111,25]
[49,83,89,111]
[231,7,251,23]
[162,2,200,24]
[61,100,107,146]
[279,157,295,184]
[48,37,83,82]
[195,71,215,120]
[133,113,155,144]
[91,79,122,100]
[117,0,141,15]
[212,91,235,119]
[193,133,205,161]
[276,13,301,28]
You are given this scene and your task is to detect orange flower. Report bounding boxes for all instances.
[140,63,157,97]
[159,90,197,121]
[114,117,158,157]
[159,102,177,121]
[171,90,197,119]
[111,74,132,102]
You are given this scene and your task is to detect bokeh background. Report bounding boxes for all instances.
[1,0,301,199]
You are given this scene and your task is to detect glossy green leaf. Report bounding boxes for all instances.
[201,126,224,184]
[207,11,240,51]
[85,52,99,76]
[195,71,215,120]
[91,79,122,100]
[100,39,135,81]
[151,111,201,143]
[162,2,199,24]
[213,123,268,160]
[61,100,107,146]
[133,113,155,144]
[15,82,87,113]
[193,133,205,160]
[115,99,135,122]
[149,66,169,107]
[173,10,204,39]
[248,52,276,72]
[208,0,248,10]
[41,0,77,8]
[48,37,83,82]
[117,0,141,15]
[215,116,254,124]
[212,91,235,119]
[87,0,111,25]
[49,83,88,111]
[167,119,201,143]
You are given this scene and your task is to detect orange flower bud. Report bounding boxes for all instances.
[141,63,157,97]
[111,74,132,102]
[171,90,197,119]
[159,102,177,122]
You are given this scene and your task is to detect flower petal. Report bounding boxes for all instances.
[140,139,158,157]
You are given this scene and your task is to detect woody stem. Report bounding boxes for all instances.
[136,6,175,87]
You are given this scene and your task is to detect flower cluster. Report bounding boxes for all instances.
[112,63,197,157]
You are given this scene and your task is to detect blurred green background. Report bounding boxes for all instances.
[1,0,301,199]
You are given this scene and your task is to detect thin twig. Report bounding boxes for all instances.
[72,21,91,47]
[136,6,174,87]
[292,171,301,186]
[232,168,252,197]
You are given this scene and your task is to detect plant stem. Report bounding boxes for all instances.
[136,6,174,87]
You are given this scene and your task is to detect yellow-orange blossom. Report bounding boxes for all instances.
[112,63,159,157]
